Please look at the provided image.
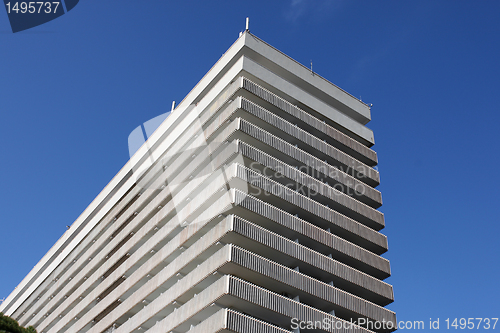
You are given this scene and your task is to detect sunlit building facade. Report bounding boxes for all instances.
[0,31,396,333]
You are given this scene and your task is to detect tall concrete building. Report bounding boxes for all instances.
[0,31,396,333]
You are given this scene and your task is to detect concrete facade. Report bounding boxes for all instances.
[0,31,396,333]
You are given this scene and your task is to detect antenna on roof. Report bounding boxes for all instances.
[245,17,249,31]
[171,101,176,111]
[310,60,313,74]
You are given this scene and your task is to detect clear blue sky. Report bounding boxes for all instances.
[1,0,499,329]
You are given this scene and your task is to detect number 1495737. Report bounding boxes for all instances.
[5,2,61,14]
